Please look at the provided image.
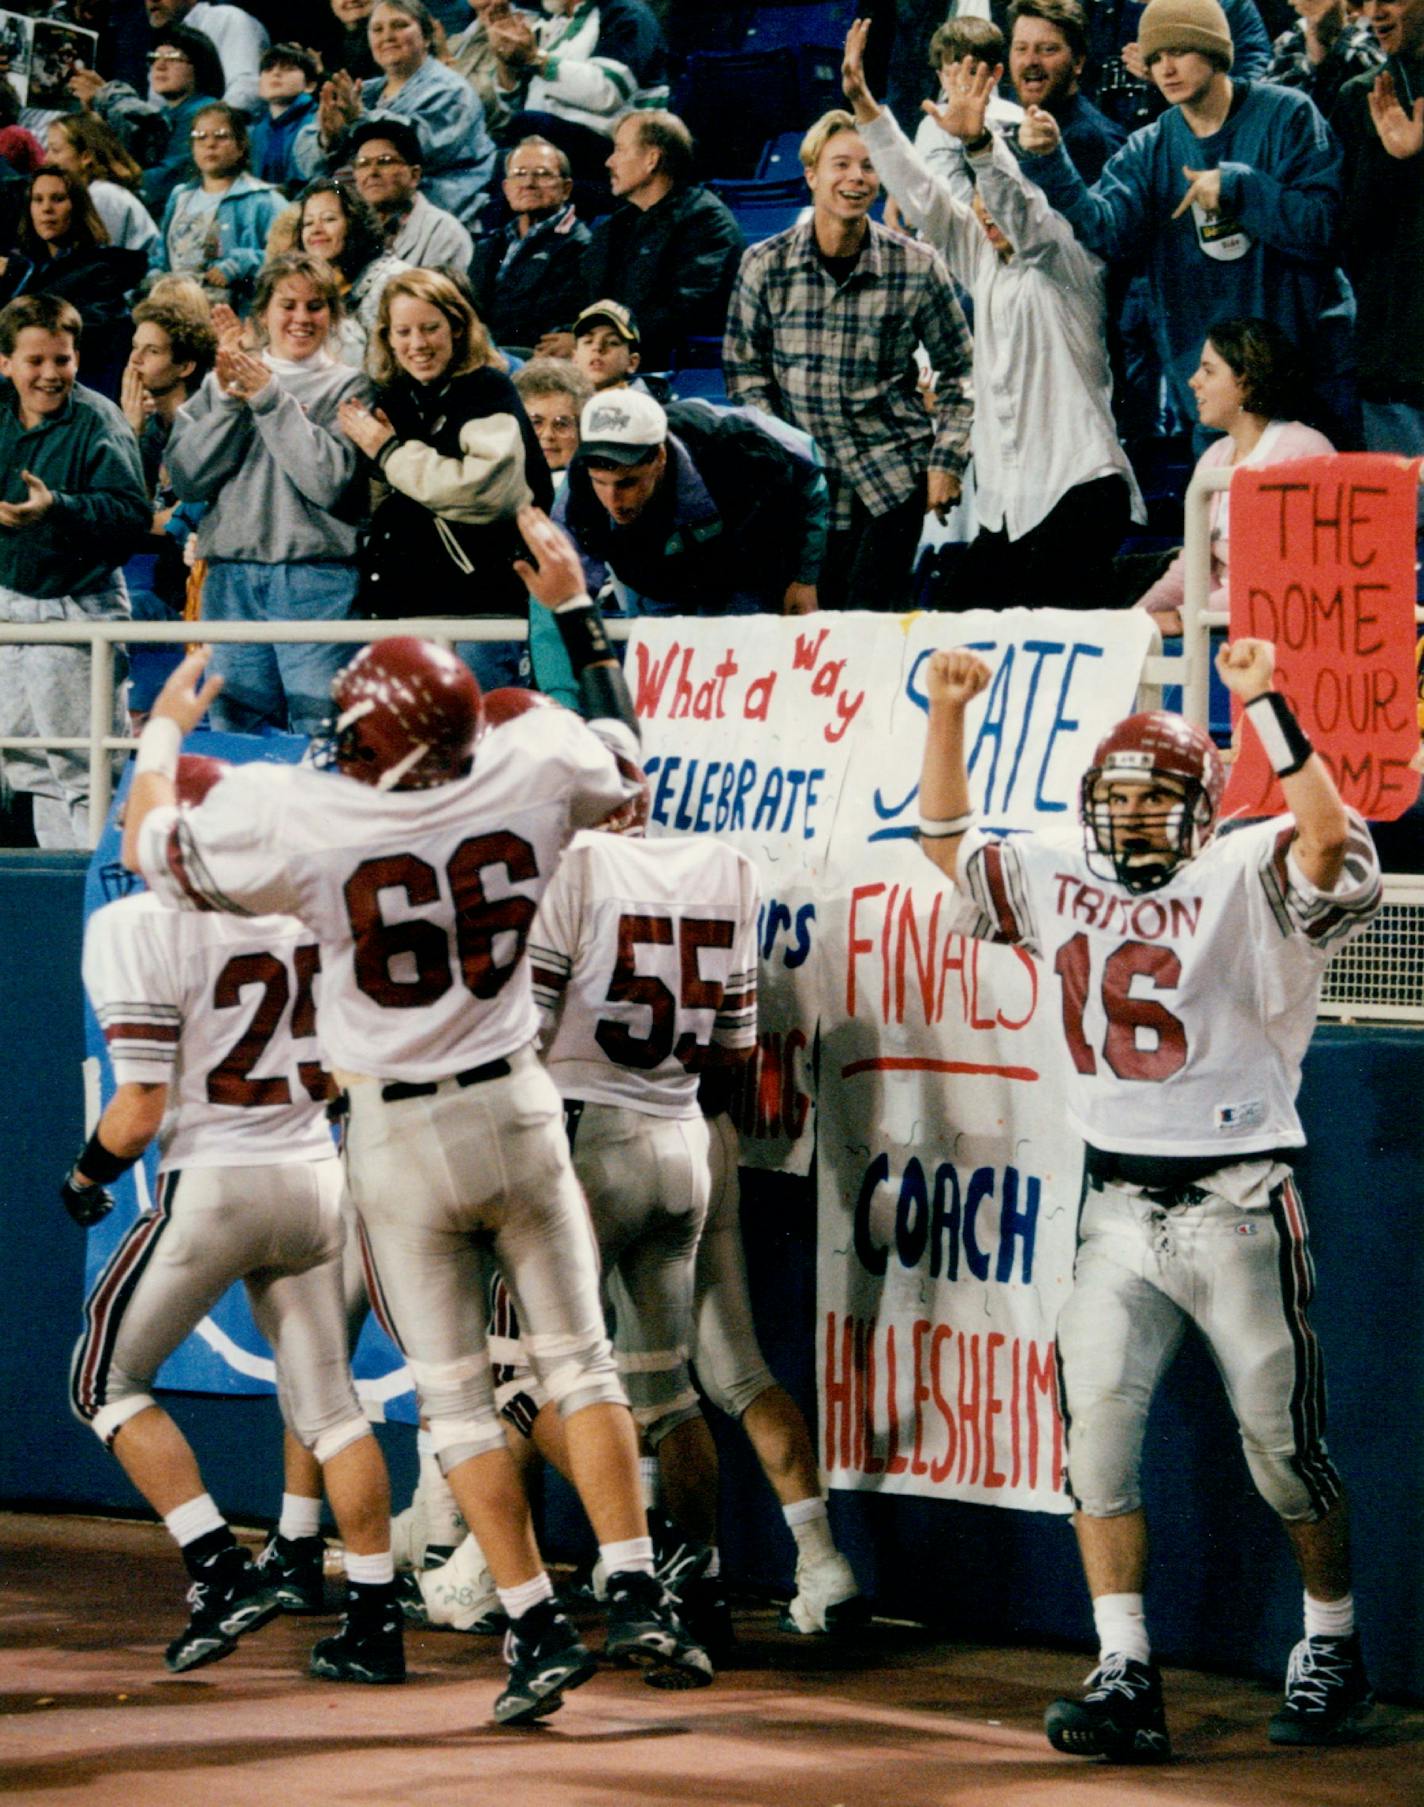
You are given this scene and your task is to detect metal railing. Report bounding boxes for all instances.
[0,613,637,841]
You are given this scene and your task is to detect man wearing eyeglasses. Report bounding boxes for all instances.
[470,136,589,353]
[345,117,474,270]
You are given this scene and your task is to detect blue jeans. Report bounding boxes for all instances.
[203,560,359,738]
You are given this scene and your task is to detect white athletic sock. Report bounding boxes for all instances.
[1304,1590,1355,1640]
[344,1549,394,1586]
[600,1535,655,1578]
[278,1492,323,1541]
[784,1497,835,1565]
[639,1455,662,1510]
[416,1428,435,1463]
[164,1493,226,1549]
[498,1571,555,1619]
[1093,1592,1151,1666]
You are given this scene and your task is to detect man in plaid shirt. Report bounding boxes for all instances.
[722,108,973,612]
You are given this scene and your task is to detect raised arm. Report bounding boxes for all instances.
[917,648,992,883]
[1217,636,1349,888]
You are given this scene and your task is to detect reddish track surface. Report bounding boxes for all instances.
[3,1514,1420,1807]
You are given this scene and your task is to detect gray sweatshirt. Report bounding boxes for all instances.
[167,354,372,564]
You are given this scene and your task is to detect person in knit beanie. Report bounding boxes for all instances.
[1018,0,1359,450]
[1136,0,1236,70]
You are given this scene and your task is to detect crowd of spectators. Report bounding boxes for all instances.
[0,0,1419,846]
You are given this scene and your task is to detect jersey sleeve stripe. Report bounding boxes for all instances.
[165,818,254,917]
[969,841,1031,944]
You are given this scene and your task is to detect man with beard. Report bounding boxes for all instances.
[1009,0,1125,182]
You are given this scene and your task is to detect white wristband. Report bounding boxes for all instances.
[553,592,595,614]
[918,809,976,839]
[134,716,182,781]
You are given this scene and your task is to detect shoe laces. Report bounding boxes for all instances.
[1284,1637,1352,1708]
[1084,1655,1150,1702]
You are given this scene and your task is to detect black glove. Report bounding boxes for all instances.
[60,1169,116,1228]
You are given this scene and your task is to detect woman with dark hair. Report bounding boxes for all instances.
[337,265,552,690]
[148,102,285,309]
[296,176,409,368]
[0,166,148,393]
[46,114,158,254]
[294,0,495,233]
[167,250,373,736]
[1137,318,1333,635]
[112,25,228,216]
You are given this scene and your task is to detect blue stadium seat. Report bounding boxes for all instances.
[709,174,811,244]
[742,1,858,52]
[667,365,730,405]
[756,131,804,179]
[677,47,803,178]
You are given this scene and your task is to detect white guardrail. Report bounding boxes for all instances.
[2,467,1422,1019]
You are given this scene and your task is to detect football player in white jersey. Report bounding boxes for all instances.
[120,509,712,1722]
[918,638,1381,1761]
[462,689,865,1648]
[67,756,401,1680]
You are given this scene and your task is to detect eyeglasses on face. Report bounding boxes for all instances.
[531,413,578,432]
[352,153,407,170]
[190,127,235,141]
[148,48,191,62]
[506,166,561,182]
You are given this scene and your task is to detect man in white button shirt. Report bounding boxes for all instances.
[842,19,1143,609]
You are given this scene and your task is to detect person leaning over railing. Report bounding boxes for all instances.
[0,292,149,848]
[165,251,373,739]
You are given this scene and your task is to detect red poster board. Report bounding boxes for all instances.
[1224,453,1421,822]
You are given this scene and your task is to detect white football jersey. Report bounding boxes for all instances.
[949,812,1380,1159]
[83,892,335,1170]
[135,710,636,1081]
[529,832,760,1117]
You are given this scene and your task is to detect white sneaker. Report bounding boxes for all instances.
[782,1551,867,1635]
[418,1534,506,1634]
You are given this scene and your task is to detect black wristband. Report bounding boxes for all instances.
[1245,691,1313,777]
[552,600,614,674]
[962,129,993,155]
[74,1129,139,1187]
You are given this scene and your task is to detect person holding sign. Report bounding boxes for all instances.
[917,639,1381,1758]
[1135,316,1333,634]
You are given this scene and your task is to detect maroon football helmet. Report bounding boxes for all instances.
[482,686,565,731]
[173,753,231,808]
[1081,711,1225,892]
[322,638,483,791]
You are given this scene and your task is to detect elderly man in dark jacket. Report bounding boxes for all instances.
[539,111,744,370]
[470,135,590,351]
[555,389,827,616]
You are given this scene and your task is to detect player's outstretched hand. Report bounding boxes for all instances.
[926,647,992,708]
[1216,636,1275,700]
[152,646,225,733]
[515,505,589,610]
[59,1167,115,1228]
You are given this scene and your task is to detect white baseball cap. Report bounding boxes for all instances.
[577,389,668,466]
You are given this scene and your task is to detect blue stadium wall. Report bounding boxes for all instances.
[4,853,1420,1701]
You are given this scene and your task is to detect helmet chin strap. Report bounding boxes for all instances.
[376,741,432,791]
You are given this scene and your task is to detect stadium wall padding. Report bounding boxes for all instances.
[3,856,1418,1699]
